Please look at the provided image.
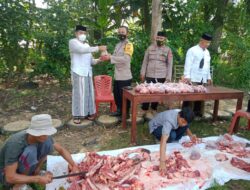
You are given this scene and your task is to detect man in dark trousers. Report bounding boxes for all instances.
[182,33,213,117]
[149,107,197,175]
[104,26,134,118]
[140,31,173,118]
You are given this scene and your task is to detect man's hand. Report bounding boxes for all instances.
[190,134,197,143]
[98,45,107,52]
[38,172,53,185]
[140,74,145,82]
[68,163,79,173]
[100,54,111,61]
[159,161,166,176]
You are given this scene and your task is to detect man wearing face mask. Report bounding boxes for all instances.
[103,26,133,117]
[182,33,213,117]
[140,31,173,117]
[69,25,107,124]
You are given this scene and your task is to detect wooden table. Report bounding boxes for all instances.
[122,86,244,144]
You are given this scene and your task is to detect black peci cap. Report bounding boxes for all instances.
[75,25,87,32]
[201,33,212,41]
[179,107,195,124]
[157,31,167,37]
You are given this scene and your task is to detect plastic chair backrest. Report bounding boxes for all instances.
[94,75,112,97]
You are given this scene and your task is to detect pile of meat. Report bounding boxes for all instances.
[67,148,150,190]
[155,151,201,179]
[205,134,250,158]
[135,82,207,94]
[66,149,202,190]
[181,138,203,148]
[204,134,250,173]
[214,153,228,162]
[230,157,250,172]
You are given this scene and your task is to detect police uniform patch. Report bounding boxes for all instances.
[124,42,134,57]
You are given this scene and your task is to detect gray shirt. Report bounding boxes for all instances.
[149,109,180,135]
[110,39,133,80]
[140,44,173,80]
[0,131,53,170]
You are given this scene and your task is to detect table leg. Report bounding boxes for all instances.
[122,94,127,129]
[213,100,219,121]
[234,98,243,132]
[131,100,137,144]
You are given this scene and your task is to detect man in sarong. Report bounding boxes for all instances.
[69,25,107,124]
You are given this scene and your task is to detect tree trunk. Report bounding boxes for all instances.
[151,0,162,42]
[142,0,151,34]
[210,0,229,53]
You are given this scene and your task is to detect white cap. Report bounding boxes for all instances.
[26,114,57,136]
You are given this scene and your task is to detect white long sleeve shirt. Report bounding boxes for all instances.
[183,45,211,83]
[69,38,99,76]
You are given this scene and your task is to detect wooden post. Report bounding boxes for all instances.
[151,0,162,42]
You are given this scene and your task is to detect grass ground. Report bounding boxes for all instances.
[1,118,250,190]
[0,83,250,190]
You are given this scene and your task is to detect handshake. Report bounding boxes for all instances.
[98,45,111,61]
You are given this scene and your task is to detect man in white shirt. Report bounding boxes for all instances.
[69,25,106,124]
[183,33,213,116]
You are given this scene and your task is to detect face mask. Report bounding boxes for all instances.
[156,40,164,46]
[118,34,126,41]
[78,34,86,42]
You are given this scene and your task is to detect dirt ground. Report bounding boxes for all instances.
[0,80,137,153]
[1,80,250,190]
[0,79,249,154]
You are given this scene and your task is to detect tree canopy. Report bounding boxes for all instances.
[0,0,249,89]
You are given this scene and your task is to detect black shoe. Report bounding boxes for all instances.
[110,111,121,117]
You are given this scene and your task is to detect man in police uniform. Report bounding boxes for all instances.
[104,26,133,117]
[140,31,173,117]
[182,33,213,117]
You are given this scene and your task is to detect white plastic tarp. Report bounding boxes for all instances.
[46,135,250,190]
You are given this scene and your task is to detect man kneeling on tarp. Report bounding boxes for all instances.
[149,107,198,175]
[0,114,78,190]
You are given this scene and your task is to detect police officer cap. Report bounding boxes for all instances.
[75,25,87,32]
[201,33,212,41]
[157,31,167,37]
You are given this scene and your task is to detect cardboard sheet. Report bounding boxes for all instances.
[46,135,250,190]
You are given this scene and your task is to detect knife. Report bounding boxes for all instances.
[53,171,87,179]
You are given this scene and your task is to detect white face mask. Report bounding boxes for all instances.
[78,34,86,42]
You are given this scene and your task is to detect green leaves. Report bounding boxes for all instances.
[0,0,249,90]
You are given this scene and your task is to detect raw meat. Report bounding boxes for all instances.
[66,150,203,190]
[215,153,228,162]
[206,134,250,158]
[182,138,202,148]
[230,157,250,172]
[190,149,201,160]
[134,82,207,94]
[67,149,150,190]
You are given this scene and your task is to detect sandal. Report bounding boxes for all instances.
[73,117,81,124]
[87,115,96,121]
